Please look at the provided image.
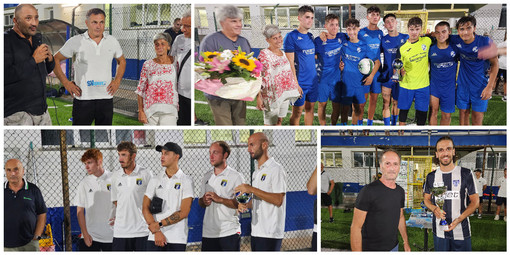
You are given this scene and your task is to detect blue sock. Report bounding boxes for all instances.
[367,119,373,126]
[341,122,347,125]
[384,117,390,125]
[392,115,398,125]
[357,119,364,125]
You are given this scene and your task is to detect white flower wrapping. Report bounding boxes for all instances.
[215,77,262,101]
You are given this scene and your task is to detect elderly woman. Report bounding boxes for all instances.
[256,24,302,125]
[136,32,178,125]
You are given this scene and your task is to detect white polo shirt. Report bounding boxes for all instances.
[251,157,287,239]
[75,170,114,243]
[498,177,507,198]
[111,165,153,238]
[474,176,487,197]
[170,34,191,99]
[200,166,244,238]
[58,31,123,100]
[145,169,193,244]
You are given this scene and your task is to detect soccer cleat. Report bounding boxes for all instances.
[478,214,482,219]
[329,217,334,223]
[494,215,500,220]
[503,96,507,102]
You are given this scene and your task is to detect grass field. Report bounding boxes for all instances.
[46,98,141,126]
[195,90,507,126]
[321,208,507,251]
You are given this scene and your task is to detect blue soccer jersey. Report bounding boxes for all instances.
[429,44,459,97]
[359,27,384,93]
[315,33,347,76]
[284,30,317,86]
[341,41,378,94]
[380,33,409,83]
[450,34,491,94]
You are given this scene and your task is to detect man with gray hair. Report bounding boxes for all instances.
[171,11,192,125]
[53,8,126,125]
[199,5,252,125]
[5,4,55,125]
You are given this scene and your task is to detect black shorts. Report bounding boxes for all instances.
[321,193,332,206]
[78,239,112,251]
[496,197,507,206]
[146,241,186,251]
[112,236,148,251]
[201,234,240,251]
[251,236,282,251]
[72,98,113,125]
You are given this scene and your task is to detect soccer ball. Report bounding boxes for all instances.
[358,58,374,75]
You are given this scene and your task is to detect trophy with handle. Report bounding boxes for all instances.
[235,191,252,204]
[431,186,448,231]
[392,58,404,81]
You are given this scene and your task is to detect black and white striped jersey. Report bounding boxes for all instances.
[423,166,477,240]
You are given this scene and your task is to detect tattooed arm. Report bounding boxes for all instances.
[161,197,193,227]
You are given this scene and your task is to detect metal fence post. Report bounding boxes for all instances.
[59,130,72,251]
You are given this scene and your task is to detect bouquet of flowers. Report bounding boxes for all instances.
[195,47,263,101]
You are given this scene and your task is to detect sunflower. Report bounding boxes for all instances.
[232,53,256,72]
[202,51,220,62]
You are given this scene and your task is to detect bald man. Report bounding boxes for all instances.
[5,4,55,125]
[235,132,287,251]
[4,159,47,251]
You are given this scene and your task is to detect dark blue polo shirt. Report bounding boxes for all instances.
[4,180,47,248]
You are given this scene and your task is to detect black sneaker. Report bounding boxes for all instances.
[195,119,209,126]
[329,217,334,223]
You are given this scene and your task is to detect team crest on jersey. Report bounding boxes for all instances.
[261,174,267,181]
[174,183,181,190]
[357,47,361,53]
[107,184,111,191]
[221,179,228,186]
[450,51,456,57]
[472,46,478,53]
[453,179,460,187]
[422,44,427,51]
[136,178,143,185]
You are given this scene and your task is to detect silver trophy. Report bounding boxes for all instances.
[392,58,404,81]
[431,186,449,231]
[235,191,252,204]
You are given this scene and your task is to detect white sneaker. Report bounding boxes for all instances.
[478,214,482,219]
[494,215,500,220]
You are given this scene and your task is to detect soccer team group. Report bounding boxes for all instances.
[284,5,500,126]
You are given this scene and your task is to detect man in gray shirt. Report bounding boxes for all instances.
[199,5,251,125]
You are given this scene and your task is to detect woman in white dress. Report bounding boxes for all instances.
[256,25,302,125]
[136,32,179,125]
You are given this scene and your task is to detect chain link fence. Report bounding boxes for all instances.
[4,4,191,117]
[4,129,317,251]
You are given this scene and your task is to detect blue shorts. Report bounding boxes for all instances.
[430,82,456,113]
[369,71,382,94]
[398,86,430,112]
[456,83,488,112]
[318,71,341,103]
[341,82,366,105]
[382,80,400,101]
[433,235,471,251]
[293,80,318,107]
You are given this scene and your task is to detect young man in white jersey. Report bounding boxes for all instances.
[423,136,478,251]
[110,141,153,251]
[75,149,113,251]
[494,168,507,221]
[473,169,487,218]
[235,132,286,251]
[142,142,193,251]
[199,141,244,251]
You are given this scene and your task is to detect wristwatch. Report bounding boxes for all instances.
[35,236,42,240]
[158,221,163,227]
